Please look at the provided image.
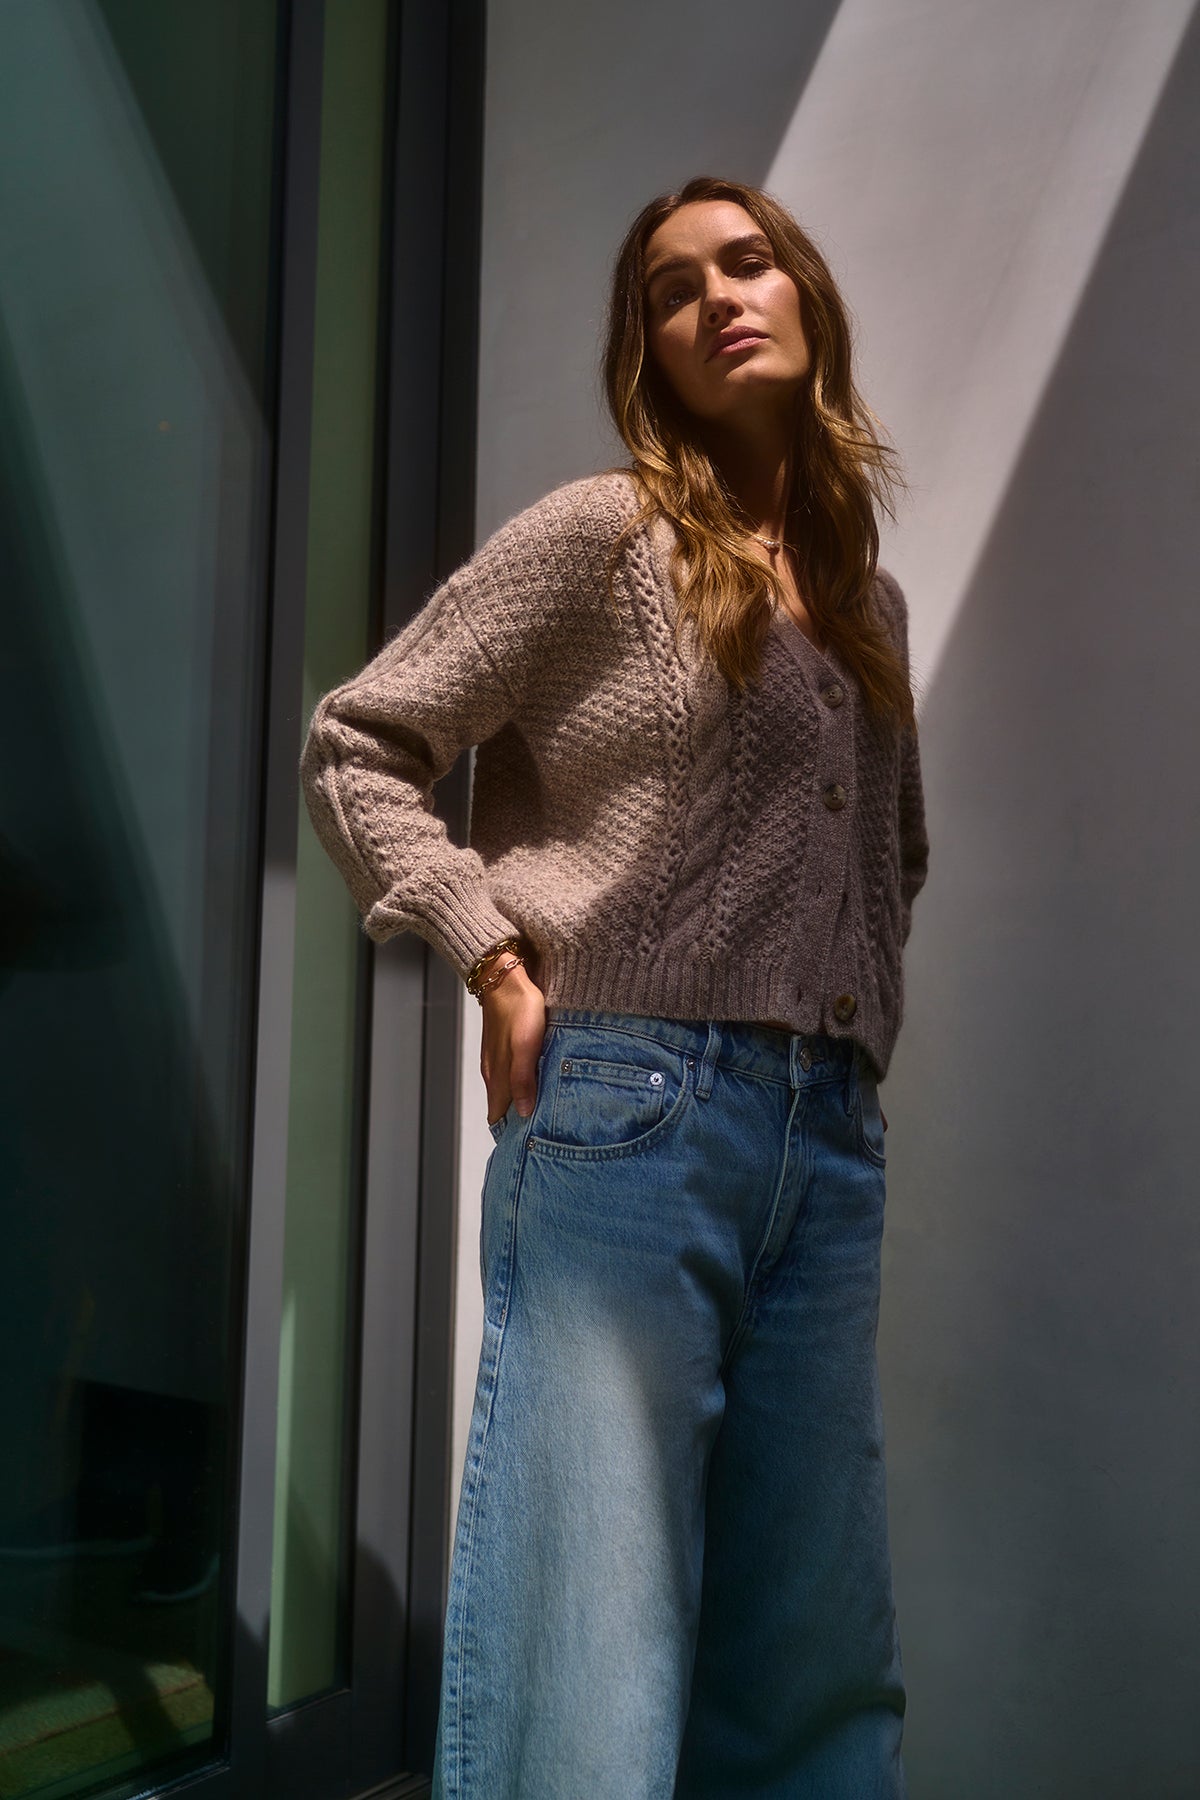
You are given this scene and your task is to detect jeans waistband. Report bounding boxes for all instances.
[544,1008,862,1093]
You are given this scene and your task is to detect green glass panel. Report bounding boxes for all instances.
[0,2,279,1796]
[267,0,390,1712]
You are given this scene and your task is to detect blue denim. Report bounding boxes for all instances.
[432,1009,905,1799]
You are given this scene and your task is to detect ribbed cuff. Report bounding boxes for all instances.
[365,877,520,983]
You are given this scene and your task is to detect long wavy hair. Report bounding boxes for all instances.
[603,176,914,731]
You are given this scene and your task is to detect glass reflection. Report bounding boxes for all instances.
[0,1,279,1793]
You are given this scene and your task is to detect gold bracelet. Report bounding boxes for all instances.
[474,954,525,1001]
[465,934,523,997]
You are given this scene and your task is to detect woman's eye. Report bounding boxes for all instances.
[655,260,769,311]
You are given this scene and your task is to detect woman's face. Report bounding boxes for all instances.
[642,199,811,427]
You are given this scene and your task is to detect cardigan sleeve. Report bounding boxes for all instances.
[299,577,521,976]
[875,568,930,947]
[897,718,929,946]
[298,473,636,978]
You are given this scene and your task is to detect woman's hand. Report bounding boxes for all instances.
[480,962,547,1126]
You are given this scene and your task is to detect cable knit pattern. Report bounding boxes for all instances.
[299,469,930,1078]
[617,526,696,962]
[701,690,755,961]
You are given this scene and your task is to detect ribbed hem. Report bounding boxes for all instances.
[532,943,895,1079]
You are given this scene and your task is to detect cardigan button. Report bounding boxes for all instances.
[833,992,858,1022]
[822,783,847,810]
[821,683,845,707]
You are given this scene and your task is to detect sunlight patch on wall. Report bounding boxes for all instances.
[765,0,1194,695]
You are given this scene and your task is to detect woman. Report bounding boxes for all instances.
[301,175,929,1799]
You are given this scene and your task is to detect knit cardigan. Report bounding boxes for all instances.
[299,470,929,1079]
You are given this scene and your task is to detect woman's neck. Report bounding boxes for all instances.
[702,407,795,540]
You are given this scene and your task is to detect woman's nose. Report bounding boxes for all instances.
[703,284,740,325]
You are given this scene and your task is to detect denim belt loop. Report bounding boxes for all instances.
[695,1022,722,1100]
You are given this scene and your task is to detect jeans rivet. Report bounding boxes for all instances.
[686,1058,695,1069]
[649,1070,664,1087]
[561,1059,572,1073]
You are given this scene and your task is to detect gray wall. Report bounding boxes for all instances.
[455,3,1200,1793]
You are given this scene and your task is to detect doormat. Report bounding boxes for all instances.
[0,1658,212,1798]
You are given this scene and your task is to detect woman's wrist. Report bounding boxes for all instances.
[474,953,525,1001]
[465,934,523,998]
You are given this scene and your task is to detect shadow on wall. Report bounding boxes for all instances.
[879,8,1200,1797]
[477,0,842,529]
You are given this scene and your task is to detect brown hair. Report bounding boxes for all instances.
[603,175,914,730]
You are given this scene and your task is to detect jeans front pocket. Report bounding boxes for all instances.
[533,1026,692,1161]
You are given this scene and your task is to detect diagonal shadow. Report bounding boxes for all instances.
[878,8,1200,1797]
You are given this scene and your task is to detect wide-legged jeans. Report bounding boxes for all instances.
[432,1009,906,1799]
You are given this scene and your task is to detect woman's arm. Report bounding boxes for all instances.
[873,567,930,945]
[300,575,524,977]
[301,570,550,1125]
[300,480,607,967]
[299,473,639,1118]
[897,719,929,947]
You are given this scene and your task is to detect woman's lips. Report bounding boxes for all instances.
[709,332,767,360]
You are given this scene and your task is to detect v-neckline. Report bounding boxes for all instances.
[641,495,847,687]
[769,602,841,682]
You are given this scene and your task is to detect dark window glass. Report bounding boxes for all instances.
[0,2,280,1794]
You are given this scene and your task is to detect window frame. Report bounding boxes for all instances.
[144,2,485,1796]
